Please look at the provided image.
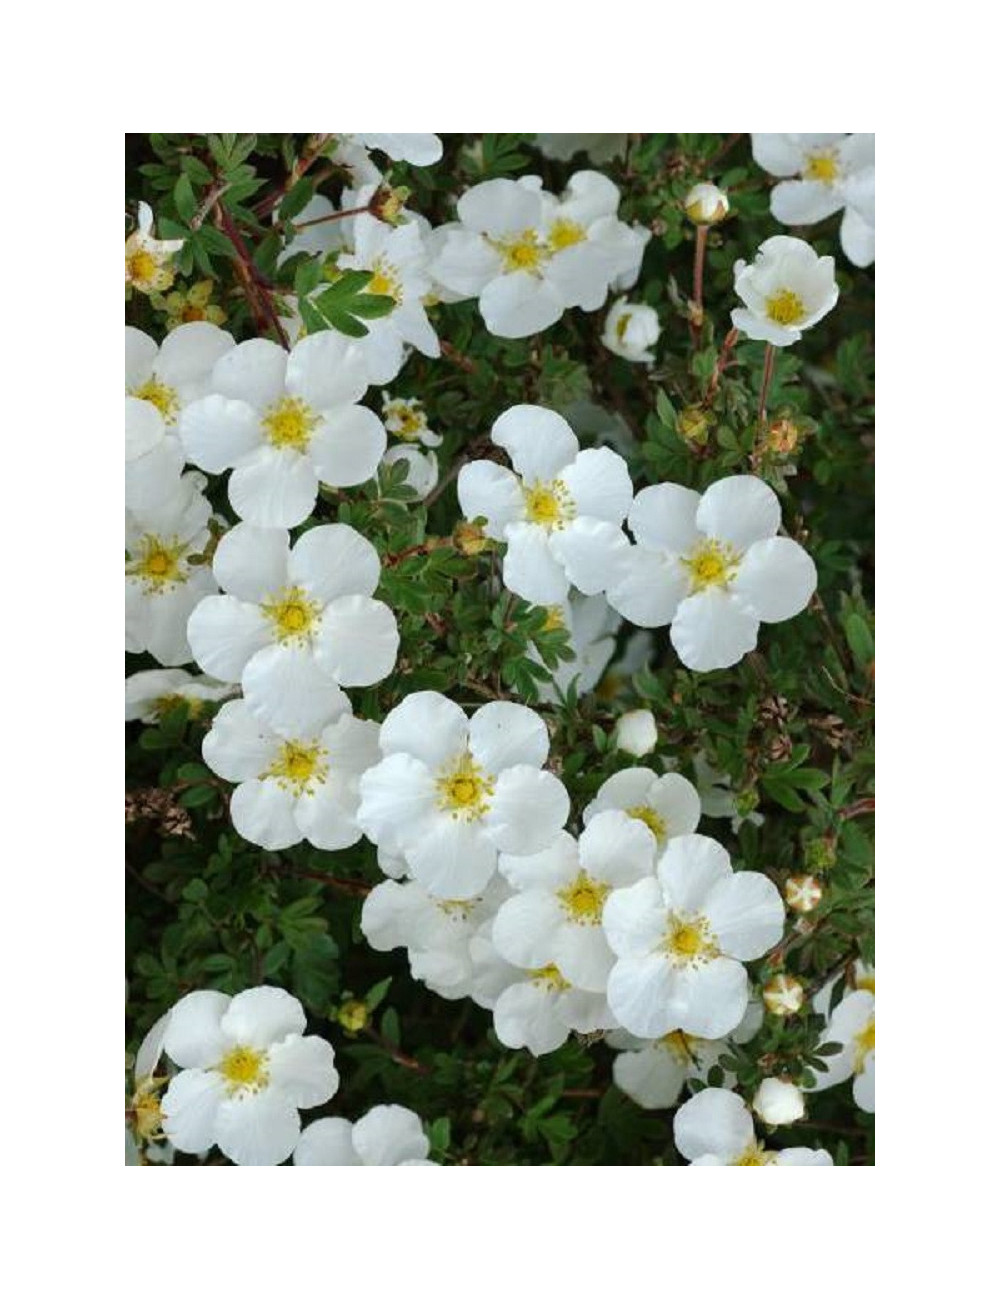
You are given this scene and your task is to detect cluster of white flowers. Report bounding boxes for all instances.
[458,404,818,672]
[129,985,438,1166]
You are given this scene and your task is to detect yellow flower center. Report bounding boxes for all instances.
[626,804,667,842]
[261,585,321,644]
[386,402,426,441]
[542,606,565,632]
[557,870,611,925]
[130,377,179,425]
[615,312,633,342]
[217,1045,269,1094]
[733,1142,777,1166]
[681,539,740,593]
[338,999,369,1033]
[130,1079,165,1141]
[492,229,547,274]
[129,535,187,593]
[765,289,806,327]
[854,1016,875,1071]
[803,151,840,185]
[437,898,477,920]
[658,1030,699,1063]
[180,303,207,322]
[530,963,571,992]
[547,217,587,251]
[127,247,159,286]
[265,740,328,794]
[855,971,875,995]
[436,752,495,821]
[368,259,403,304]
[663,913,718,966]
[154,693,204,719]
[262,395,320,453]
[523,479,573,530]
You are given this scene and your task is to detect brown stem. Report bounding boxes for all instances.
[190,180,230,231]
[253,134,337,219]
[216,205,289,349]
[293,202,372,231]
[692,224,708,344]
[757,342,776,429]
[703,327,739,405]
[362,1027,430,1074]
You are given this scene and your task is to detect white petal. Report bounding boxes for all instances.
[672,959,749,1038]
[457,461,525,539]
[221,986,306,1047]
[554,924,615,993]
[213,523,290,602]
[579,809,657,886]
[309,406,386,488]
[703,872,785,960]
[211,338,288,408]
[267,1034,338,1107]
[658,834,733,912]
[229,445,318,528]
[560,448,632,523]
[503,523,568,604]
[406,816,498,899]
[549,518,630,595]
[156,321,235,393]
[613,1044,688,1110]
[314,595,399,686]
[288,523,380,601]
[840,207,875,268]
[162,990,230,1069]
[750,134,804,177]
[771,179,843,226]
[161,1069,225,1152]
[187,595,270,683]
[352,1105,430,1164]
[230,779,302,849]
[498,832,580,889]
[294,1117,361,1165]
[697,476,781,549]
[628,483,703,553]
[179,395,262,474]
[583,769,656,823]
[492,891,565,968]
[202,699,276,782]
[357,753,438,847]
[607,953,677,1037]
[125,326,157,389]
[468,701,549,772]
[458,178,541,237]
[493,981,567,1055]
[378,692,469,768]
[670,591,760,672]
[214,1089,301,1165]
[606,547,686,627]
[673,1087,753,1163]
[492,405,579,480]
[734,537,817,623]
[285,332,368,409]
[602,877,667,957]
[125,394,163,460]
[484,766,569,854]
[241,643,351,736]
[294,776,364,851]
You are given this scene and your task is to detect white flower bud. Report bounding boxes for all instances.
[684,183,730,226]
[752,1078,805,1126]
[614,709,657,756]
[602,299,661,363]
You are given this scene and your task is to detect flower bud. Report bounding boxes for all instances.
[614,709,658,757]
[752,1078,805,1125]
[336,999,369,1033]
[454,520,490,556]
[767,416,801,455]
[762,973,805,1017]
[785,874,823,914]
[602,299,661,363]
[677,405,713,446]
[804,836,837,873]
[684,183,730,226]
[370,184,411,225]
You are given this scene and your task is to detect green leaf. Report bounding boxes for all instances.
[173,174,197,223]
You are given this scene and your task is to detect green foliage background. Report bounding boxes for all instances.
[125,133,874,1165]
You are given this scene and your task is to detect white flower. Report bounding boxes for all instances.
[160,986,339,1166]
[357,692,570,900]
[807,986,875,1113]
[536,134,629,164]
[610,1001,762,1110]
[361,876,510,1002]
[126,396,184,516]
[295,1104,436,1165]
[604,833,784,1039]
[492,962,617,1056]
[752,133,875,268]
[614,709,658,757]
[753,1078,805,1125]
[673,1088,832,1165]
[125,669,231,723]
[125,474,218,666]
[381,445,439,500]
[606,475,817,672]
[339,215,440,384]
[125,201,183,294]
[187,521,399,733]
[458,405,632,605]
[730,235,839,347]
[583,767,701,849]
[495,811,658,993]
[432,172,648,338]
[178,334,385,528]
[358,134,443,166]
[602,298,660,362]
[684,183,730,226]
[203,698,380,851]
[530,594,620,705]
[381,394,442,447]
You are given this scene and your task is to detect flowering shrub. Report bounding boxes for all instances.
[125,133,874,1167]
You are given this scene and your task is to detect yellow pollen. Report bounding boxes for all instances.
[765,289,806,327]
[542,606,565,632]
[368,259,403,304]
[615,312,632,342]
[854,1016,875,1071]
[262,395,320,453]
[855,971,876,995]
[127,248,158,286]
[130,377,179,424]
[681,539,740,593]
[129,535,187,593]
[436,752,495,821]
[733,1142,777,1166]
[180,304,207,322]
[530,963,571,992]
[557,870,611,925]
[265,740,328,794]
[523,479,573,530]
[547,217,586,251]
[130,1078,165,1141]
[663,913,718,966]
[492,229,547,274]
[386,402,426,440]
[261,585,320,644]
[803,151,839,185]
[658,1030,698,1062]
[217,1045,269,1094]
[437,898,477,920]
[626,804,667,841]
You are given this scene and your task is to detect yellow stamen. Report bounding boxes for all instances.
[261,585,321,644]
[733,1141,777,1166]
[130,1077,166,1141]
[658,1030,699,1063]
[802,151,839,185]
[530,963,571,992]
[557,870,611,925]
[492,229,547,274]
[523,480,573,530]
[437,898,477,920]
[547,217,586,251]
[368,258,402,304]
[626,804,667,842]
[542,606,565,632]
[217,1045,269,1094]
[436,752,495,822]
[681,539,740,593]
[663,913,718,966]
[128,535,187,593]
[765,289,806,327]
[265,740,328,794]
[854,1016,875,1071]
[262,395,320,453]
[130,377,179,425]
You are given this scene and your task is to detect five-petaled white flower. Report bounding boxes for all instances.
[357,692,570,899]
[604,832,784,1039]
[382,394,441,447]
[730,235,839,347]
[458,404,632,606]
[752,134,875,268]
[606,475,817,672]
[583,767,702,849]
[202,698,380,851]
[125,201,184,294]
[673,1087,832,1166]
[187,521,399,733]
[807,979,875,1113]
[295,1104,437,1165]
[160,986,339,1166]
[125,668,231,723]
[178,333,386,528]
[492,961,617,1057]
